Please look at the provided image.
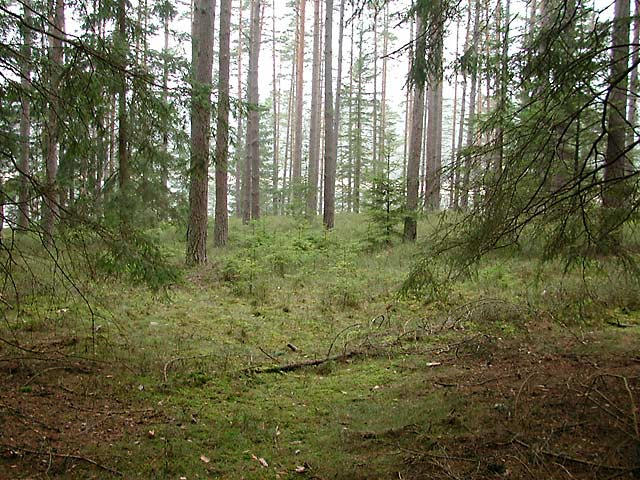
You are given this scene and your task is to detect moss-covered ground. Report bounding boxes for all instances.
[1,215,639,479]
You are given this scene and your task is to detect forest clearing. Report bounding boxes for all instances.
[2,0,640,477]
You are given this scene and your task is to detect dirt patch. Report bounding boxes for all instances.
[0,356,158,479]
[396,337,640,479]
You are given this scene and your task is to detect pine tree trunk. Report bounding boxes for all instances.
[420,96,428,201]
[354,24,363,213]
[372,8,378,175]
[117,0,129,220]
[603,0,631,215]
[161,3,171,213]
[43,0,64,242]
[497,0,510,173]
[425,21,443,211]
[282,56,295,213]
[627,0,640,146]
[18,0,32,231]
[454,3,472,210]
[292,0,306,189]
[272,0,280,214]
[322,0,336,229]
[186,0,214,264]
[332,0,345,205]
[380,4,388,162]
[460,0,480,210]
[403,14,426,242]
[235,1,244,216]
[347,18,354,212]
[449,17,460,209]
[307,0,321,215]
[403,16,414,183]
[214,0,232,247]
[244,0,263,222]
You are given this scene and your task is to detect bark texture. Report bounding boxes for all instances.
[323,0,336,229]
[186,0,214,264]
[403,15,426,242]
[214,0,232,247]
[603,0,631,212]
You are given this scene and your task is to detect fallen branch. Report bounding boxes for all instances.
[23,365,91,387]
[1,444,123,476]
[245,350,363,374]
[0,402,61,433]
[514,439,638,472]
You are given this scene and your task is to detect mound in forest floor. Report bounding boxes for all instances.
[0,321,639,479]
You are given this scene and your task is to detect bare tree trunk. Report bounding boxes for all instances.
[282,56,295,213]
[18,0,32,231]
[403,16,414,182]
[323,0,336,229]
[272,0,280,214]
[372,7,378,175]
[449,17,460,209]
[460,0,480,210]
[43,0,65,242]
[161,2,172,211]
[627,0,640,146]
[117,0,129,221]
[244,0,263,222]
[425,21,443,211]
[292,0,306,189]
[497,0,510,173]
[317,1,324,209]
[235,1,244,216]
[354,23,363,213]
[214,0,232,247]
[347,18,354,212]
[106,94,116,197]
[186,0,214,264]
[380,4,388,161]
[454,3,472,210]
[603,0,631,216]
[307,0,321,215]
[332,0,345,205]
[403,14,426,242]
[420,96,428,201]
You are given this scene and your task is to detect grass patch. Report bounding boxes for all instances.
[1,214,640,479]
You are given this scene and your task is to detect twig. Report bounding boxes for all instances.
[325,323,361,359]
[162,354,217,383]
[1,444,123,476]
[0,402,61,432]
[468,374,517,387]
[514,372,536,420]
[399,446,478,464]
[622,376,640,439]
[506,454,537,480]
[23,365,89,387]
[258,347,278,363]
[513,439,638,471]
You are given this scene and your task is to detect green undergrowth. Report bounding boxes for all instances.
[1,214,640,478]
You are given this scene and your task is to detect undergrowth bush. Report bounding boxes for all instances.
[95,229,180,291]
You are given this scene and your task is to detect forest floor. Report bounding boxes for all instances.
[0,215,639,479]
